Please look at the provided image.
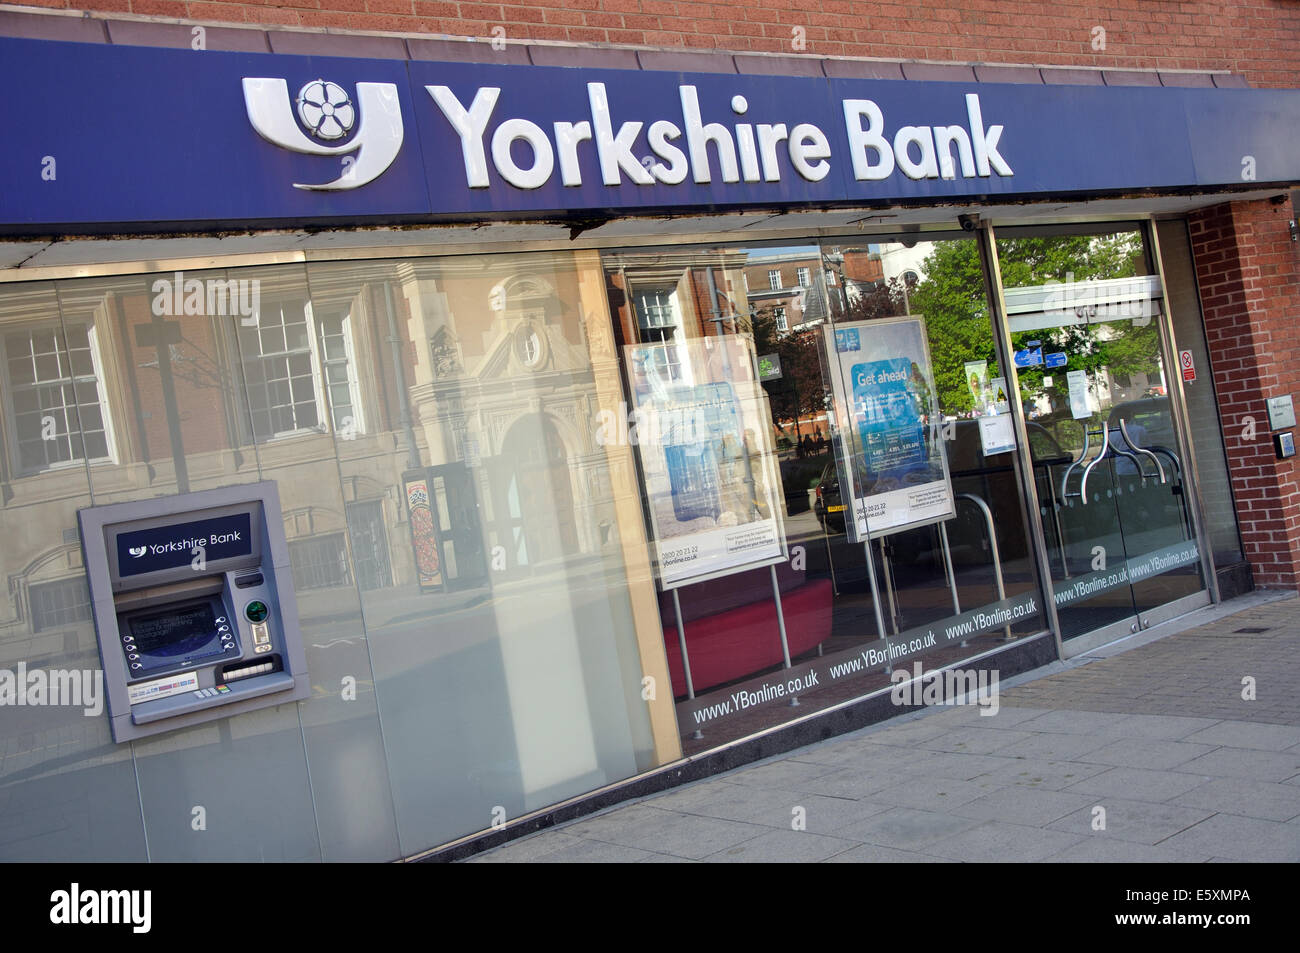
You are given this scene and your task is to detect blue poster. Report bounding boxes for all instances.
[825,316,955,539]
[851,358,928,481]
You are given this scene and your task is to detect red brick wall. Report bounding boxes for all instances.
[841,250,883,284]
[14,0,1300,89]
[1189,199,1300,589]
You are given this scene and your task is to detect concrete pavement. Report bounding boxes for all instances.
[469,590,1300,862]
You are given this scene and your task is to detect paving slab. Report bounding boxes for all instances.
[1156,813,1300,862]
[1012,709,1134,735]
[871,775,1001,811]
[704,829,859,863]
[1181,720,1300,751]
[570,808,767,861]
[823,843,948,863]
[1040,838,1216,863]
[1044,797,1216,844]
[926,821,1085,862]
[953,785,1097,826]
[915,726,1034,755]
[989,731,1118,761]
[1174,747,1300,782]
[1077,737,1220,771]
[904,752,1026,781]
[1064,766,1212,803]
[533,840,660,863]
[1168,777,1300,822]
[969,757,1113,791]
[834,806,982,851]
[1107,713,1224,740]
[780,766,905,800]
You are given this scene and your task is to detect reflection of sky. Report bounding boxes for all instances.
[742,245,821,260]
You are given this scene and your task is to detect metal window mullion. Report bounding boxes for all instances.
[1143,217,1221,604]
[301,298,329,434]
[978,223,1067,661]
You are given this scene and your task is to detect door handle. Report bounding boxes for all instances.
[1118,419,1167,484]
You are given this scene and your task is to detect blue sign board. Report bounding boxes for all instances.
[1014,347,1044,368]
[1045,351,1068,369]
[116,513,252,577]
[1,35,1299,231]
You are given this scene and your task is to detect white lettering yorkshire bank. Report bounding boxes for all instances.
[428,84,1012,190]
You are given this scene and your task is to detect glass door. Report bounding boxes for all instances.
[995,225,1208,645]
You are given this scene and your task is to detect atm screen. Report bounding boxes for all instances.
[127,600,220,658]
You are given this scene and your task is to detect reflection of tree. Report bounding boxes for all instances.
[896,233,1155,416]
[996,233,1156,411]
[900,242,993,416]
[746,306,828,438]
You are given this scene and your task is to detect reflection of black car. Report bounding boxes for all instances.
[814,461,846,534]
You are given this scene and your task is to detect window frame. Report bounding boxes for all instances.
[316,307,367,436]
[237,296,365,443]
[0,316,118,477]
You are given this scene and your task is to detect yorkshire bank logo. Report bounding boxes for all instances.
[127,546,147,558]
[242,77,404,190]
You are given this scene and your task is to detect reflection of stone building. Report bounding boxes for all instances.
[0,255,637,667]
[0,271,419,664]
[396,258,626,579]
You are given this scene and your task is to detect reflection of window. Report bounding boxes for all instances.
[514,324,544,368]
[2,322,113,474]
[635,290,676,330]
[632,289,682,380]
[240,300,320,439]
[768,270,781,291]
[289,533,352,590]
[29,577,92,633]
[797,267,811,287]
[319,311,364,433]
[346,501,392,591]
[775,307,788,332]
[240,299,361,440]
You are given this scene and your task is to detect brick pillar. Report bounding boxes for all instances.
[1188,199,1300,589]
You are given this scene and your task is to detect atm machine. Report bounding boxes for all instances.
[78,482,310,743]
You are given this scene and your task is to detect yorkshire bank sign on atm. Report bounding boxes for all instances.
[1,35,1299,231]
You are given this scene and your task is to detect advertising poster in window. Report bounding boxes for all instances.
[403,474,444,591]
[823,316,955,540]
[623,334,786,589]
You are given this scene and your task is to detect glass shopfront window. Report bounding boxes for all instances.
[0,221,1226,861]
[601,236,1049,752]
[0,254,678,863]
